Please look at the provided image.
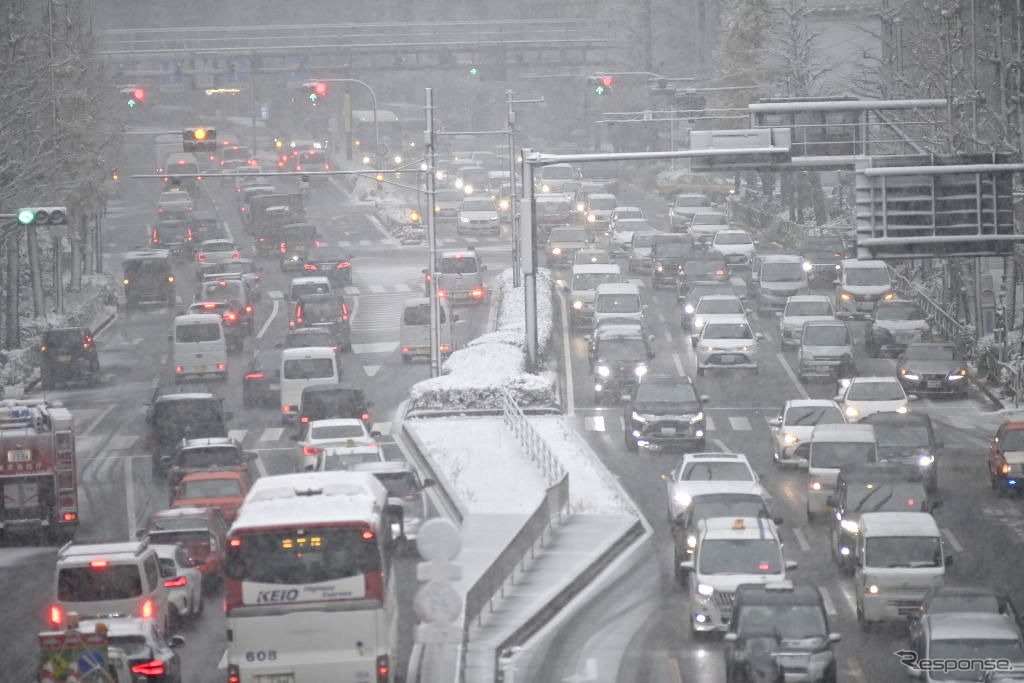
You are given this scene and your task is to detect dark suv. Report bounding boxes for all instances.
[122,249,175,309]
[724,582,841,683]
[145,392,232,471]
[297,384,373,430]
[589,325,654,404]
[290,293,352,351]
[624,374,709,452]
[860,412,943,493]
[39,327,100,390]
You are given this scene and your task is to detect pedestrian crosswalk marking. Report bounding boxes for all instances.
[584,416,606,432]
[705,416,716,432]
[338,240,352,247]
[728,416,751,431]
[344,286,360,296]
[364,365,381,377]
[372,422,391,435]
[259,427,283,442]
[368,284,386,294]
[228,429,247,442]
[393,283,412,292]
[106,434,138,451]
[352,342,399,354]
[267,290,284,300]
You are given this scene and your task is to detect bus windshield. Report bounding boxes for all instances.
[226,528,381,585]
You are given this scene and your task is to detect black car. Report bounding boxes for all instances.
[123,250,175,309]
[799,231,846,285]
[650,239,691,288]
[865,298,930,357]
[290,293,352,351]
[624,374,709,452]
[678,256,729,293]
[829,462,938,572]
[860,412,943,492]
[145,392,231,471]
[724,582,840,683]
[896,342,970,399]
[196,278,256,334]
[297,384,373,429]
[277,222,322,271]
[670,491,778,583]
[241,349,281,408]
[39,327,100,390]
[590,327,654,404]
[301,245,353,285]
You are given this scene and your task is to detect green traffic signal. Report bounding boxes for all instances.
[469,66,479,76]
[17,209,35,225]
[594,85,606,95]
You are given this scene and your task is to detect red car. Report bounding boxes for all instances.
[988,421,1024,495]
[143,506,230,583]
[171,470,252,522]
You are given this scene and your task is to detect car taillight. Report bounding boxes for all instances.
[132,660,166,676]
[227,664,241,683]
[164,576,188,588]
[245,305,253,313]
[197,254,206,261]
[175,366,184,373]
[377,655,389,683]
[243,372,264,379]
[224,312,238,322]
[216,363,226,371]
[186,228,194,241]
[438,289,448,299]
[338,261,351,269]
[232,251,241,259]
[342,302,350,321]
[151,229,159,243]
[362,412,371,422]
[471,288,484,299]
[280,243,287,253]
[302,446,322,456]
[304,263,318,270]
[49,604,63,627]
[168,275,175,283]
[314,240,322,247]
[139,598,156,619]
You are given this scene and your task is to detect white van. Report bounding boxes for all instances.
[855,511,950,625]
[288,276,333,303]
[593,282,644,329]
[172,313,228,383]
[806,423,876,520]
[279,347,340,423]
[400,297,458,362]
[835,259,894,320]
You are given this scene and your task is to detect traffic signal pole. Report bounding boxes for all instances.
[424,88,442,378]
[506,91,544,288]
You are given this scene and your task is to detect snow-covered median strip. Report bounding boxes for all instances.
[407,417,547,514]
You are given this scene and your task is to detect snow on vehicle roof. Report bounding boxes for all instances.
[232,471,387,532]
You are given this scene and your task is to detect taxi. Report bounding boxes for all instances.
[297,418,383,471]
[987,421,1024,496]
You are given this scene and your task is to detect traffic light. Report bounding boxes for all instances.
[183,127,217,152]
[590,75,614,95]
[17,207,67,226]
[468,66,479,76]
[121,86,146,108]
[303,80,328,104]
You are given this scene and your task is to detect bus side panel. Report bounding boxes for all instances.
[229,609,388,682]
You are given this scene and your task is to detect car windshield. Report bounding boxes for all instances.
[597,339,648,361]
[175,323,220,343]
[864,536,942,568]
[684,261,727,277]
[301,390,364,419]
[200,282,244,303]
[761,263,805,282]
[595,295,641,313]
[680,461,753,481]
[148,516,209,532]
[696,299,744,315]
[716,232,752,245]
[203,262,252,277]
[635,382,698,404]
[803,325,850,346]
[632,234,656,248]
[123,259,171,278]
[811,442,875,469]
[462,199,495,212]
[549,229,586,243]
[873,423,931,449]
[698,539,783,575]
[737,605,827,639]
[876,303,925,321]
[675,196,709,208]
[179,478,242,499]
[291,283,330,299]
[225,528,381,584]
[285,331,335,348]
[202,242,235,252]
[536,200,570,216]
[152,401,224,438]
[702,323,752,340]
[57,565,143,601]
[572,273,620,290]
[847,381,905,401]
[691,213,727,226]
[1000,429,1024,451]
[320,452,381,471]
[905,345,957,361]
[926,639,1024,680]
[308,247,348,262]
[845,482,926,512]
[439,257,479,274]
[310,424,366,440]
[845,267,889,286]
[283,358,335,380]
[589,197,616,210]
[178,447,240,469]
[655,243,688,257]
[615,209,643,220]
[298,299,341,322]
[927,594,1001,615]
[691,496,767,522]
[43,330,84,350]
[785,405,845,426]
[787,301,833,317]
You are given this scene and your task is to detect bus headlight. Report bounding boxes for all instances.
[697,583,715,597]
[840,519,860,534]
[596,365,610,377]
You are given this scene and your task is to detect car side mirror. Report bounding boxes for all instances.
[773,516,784,525]
[908,394,919,401]
[160,455,172,466]
[928,499,944,511]
[785,560,799,571]
[833,394,843,402]
[648,335,656,345]
[723,632,738,643]
[244,451,258,462]
[700,395,711,403]
[945,554,954,565]
[678,560,694,573]
[828,633,842,644]
[370,430,382,438]
[832,279,841,286]
[746,308,754,315]
[135,528,147,540]
[583,335,592,344]
[423,478,436,487]
[774,311,782,318]
[767,417,781,428]
[170,635,186,649]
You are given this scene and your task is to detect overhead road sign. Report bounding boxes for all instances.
[688,128,792,172]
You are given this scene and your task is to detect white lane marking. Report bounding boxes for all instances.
[228,429,247,442]
[344,286,360,296]
[793,527,811,552]
[819,586,838,616]
[365,214,401,246]
[662,330,673,344]
[125,456,137,540]
[672,352,685,376]
[257,298,280,339]
[267,290,283,300]
[942,527,964,553]
[259,428,283,442]
[705,416,716,432]
[371,422,392,435]
[585,416,606,432]
[668,657,683,683]
[728,416,751,431]
[82,405,116,437]
[776,351,810,399]
[352,342,399,354]
[845,656,867,683]
[393,283,412,292]
[106,434,139,451]
[364,365,381,377]
[556,288,576,416]
[368,284,386,294]
[837,581,859,617]
[619,416,626,433]
[338,240,352,247]
[254,453,268,478]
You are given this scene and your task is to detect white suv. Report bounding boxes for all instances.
[51,540,171,632]
[664,452,763,520]
[693,317,763,375]
[680,516,797,634]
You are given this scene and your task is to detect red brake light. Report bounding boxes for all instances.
[338,261,351,268]
[197,253,206,261]
[164,576,188,588]
[229,538,242,547]
[280,243,287,253]
[202,302,217,310]
[232,251,241,259]
[361,412,371,422]
[302,446,322,456]
[224,312,238,322]
[715,269,726,275]
[132,660,166,676]
[245,305,253,313]
[342,302,350,320]
[300,416,310,423]
[304,263,318,270]
[151,229,159,243]
[139,598,156,619]
[49,605,63,627]
[471,288,484,299]
[89,559,109,569]
[243,372,264,379]
[377,655,390,683]
[63,512,77,522]
[362,530,376,541]
[228,664,241,683]
[216,363,226,370]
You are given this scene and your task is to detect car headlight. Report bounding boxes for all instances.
[596,365,610,377]
[656,265,664,272]
[867,584,880,595]
[694,317,706,330]
[689,412,704,424]
[572,300,584,310]
[839,292,853,301]
[918,454,935,467]
[845,405,860,418]
[587,214,597,223]
[810,479,823,491]
[782,432,799,446]
[631,412,647,423]
[702,344,716,352]
[541,184,551,193]
[948,369,968,380]
[697,583,715,597]
[455,178,465,189]
[900,369,920,381]
[635,364,648,377]
[551,247,562,255]
[576,202,585,212]
[684,304,695,314]
[896,404,909,414]
[840,519,860,534]
[459,215,470,223]
[499,200,510,210]
[673,490,692,507]
[802,261,813,272]
[687,534,697,549]
[739,346,751,352]
[883,291,895,300]
[464,185,475,195]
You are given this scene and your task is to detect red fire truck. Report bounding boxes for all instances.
[0,399,78,542]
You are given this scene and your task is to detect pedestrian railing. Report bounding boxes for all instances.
[887,266,976,355]
[993,357,1024,410]
[500,387,565,486]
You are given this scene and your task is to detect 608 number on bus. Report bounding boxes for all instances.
[245,650,277,662]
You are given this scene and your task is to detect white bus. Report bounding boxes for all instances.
[224,471,400,683]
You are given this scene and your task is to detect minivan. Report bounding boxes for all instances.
[290,293,351,351]
[797,319,855,383]
[835,259,894,320]
[279,347,340,424]
[171,313,228,383]
[806,423,877,520]
[297,383,373,428]
[751,254,809,314]
[400,297,458,362]
[593,282,644,329]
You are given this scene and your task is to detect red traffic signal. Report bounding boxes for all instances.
[601,76,613,88]
[314,81,328,96]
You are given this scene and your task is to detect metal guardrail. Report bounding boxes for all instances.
[887,266,975,354]
[728,199,806,247]
[459,474,570,683]
[993,358,1024,409]
[501,388,566,486]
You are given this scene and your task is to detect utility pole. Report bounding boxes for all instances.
[506,91,544,288]
[521,149,539,371]
[425,88,442,378]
